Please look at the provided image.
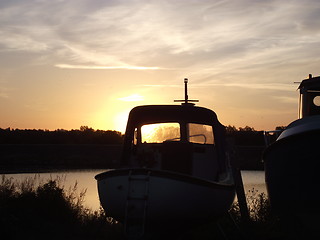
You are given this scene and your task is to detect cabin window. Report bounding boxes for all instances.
[133,128,138,145]
[141,123,180,143]
[188,123,214,144]
[313,96,320,107]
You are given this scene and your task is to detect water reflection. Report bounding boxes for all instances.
[4,169,266,211]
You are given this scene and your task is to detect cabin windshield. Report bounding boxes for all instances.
[138,122,214,145]
[141,122,180,143]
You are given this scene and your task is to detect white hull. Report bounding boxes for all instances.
[95,168,235,232]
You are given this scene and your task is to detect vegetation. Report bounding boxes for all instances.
[0,126,123,145]
[0,125,285,146]
[1,175,292,240]
[226,125,265,146]
[0,175,122,240]
[187,187,308,240]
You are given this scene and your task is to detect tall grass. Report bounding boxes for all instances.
[226,188,297,240]
[1,177,289,240]
[184,188,275,240]
[0,175,123,240]
[230,187,272,222]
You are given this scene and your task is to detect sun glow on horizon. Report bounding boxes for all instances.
[118,94,145,102]
[114,110,130,133]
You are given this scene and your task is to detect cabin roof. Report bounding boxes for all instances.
[126,104,221,127]
[299,75,320,91]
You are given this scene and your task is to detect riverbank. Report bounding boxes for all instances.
[0,144,264,173]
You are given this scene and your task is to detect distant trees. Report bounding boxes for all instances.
[225,125,265,146]
[0,127,123,144]
[226,125,256,133]
[275,126,286,131]
[0,125,284,146]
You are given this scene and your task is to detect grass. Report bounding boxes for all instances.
[1,177,309,240]
[184,187,312,240]
[0,175,122,240]
[182,188,276,240]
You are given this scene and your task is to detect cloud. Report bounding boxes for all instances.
[143,82,296,92]
[0,83,10,98]
[1,0,320,80]
[0,91,9,98]
[272,95,297,104]
[55,64,160,70]
[207,82,297,92]
[0,29,49,52]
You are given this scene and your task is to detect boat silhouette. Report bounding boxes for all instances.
[95,79,236,238]
[263,74,320,236]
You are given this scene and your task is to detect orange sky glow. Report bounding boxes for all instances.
[1,0,320,133]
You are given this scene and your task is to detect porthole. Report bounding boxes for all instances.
[313,96,320,106]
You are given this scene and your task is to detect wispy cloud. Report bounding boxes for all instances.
[272,95,297,104]
[55,64,160,70]
[1,0,320,74]
[143,82,297,92]
[0,84,10,98]
[0,31,48,52]
[0,91,9,98]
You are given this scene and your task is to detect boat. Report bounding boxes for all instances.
[95,79,235,238]
[263,74,320,224]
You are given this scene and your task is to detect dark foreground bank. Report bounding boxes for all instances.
[1,176,315,240]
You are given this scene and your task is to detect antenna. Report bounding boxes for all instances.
[174,78,199,105]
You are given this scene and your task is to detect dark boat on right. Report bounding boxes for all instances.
[263,74,320,231]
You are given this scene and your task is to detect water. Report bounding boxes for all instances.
[241,170,266,194]
[3,169,266,211]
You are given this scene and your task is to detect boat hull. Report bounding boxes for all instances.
[95,168,235,232]
[264,126,320,215]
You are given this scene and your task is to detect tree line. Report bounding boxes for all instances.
[225,125,285,146]
[0,125,284,146]
[0,126,123,145]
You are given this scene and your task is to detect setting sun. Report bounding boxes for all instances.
[118,94,145,102]
[114,110,130,133]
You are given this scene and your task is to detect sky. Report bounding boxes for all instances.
[1,0,320,133]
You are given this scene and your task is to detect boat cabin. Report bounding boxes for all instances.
[121,104,227,181]
[298,74,320,118]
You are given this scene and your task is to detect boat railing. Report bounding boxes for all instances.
[263,130,283,146]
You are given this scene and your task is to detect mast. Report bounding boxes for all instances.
[174,78,199,105]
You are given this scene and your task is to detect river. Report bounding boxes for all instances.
[3,169,266,211]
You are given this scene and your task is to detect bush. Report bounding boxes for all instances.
[0,175,123,240]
